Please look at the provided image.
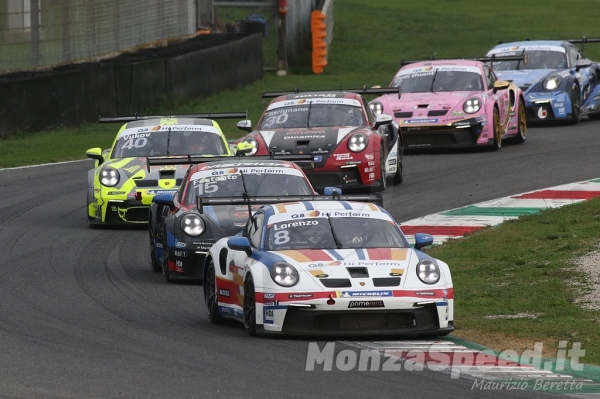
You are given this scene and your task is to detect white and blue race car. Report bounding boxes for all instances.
[203,198,454,337]
[486,38,600,123]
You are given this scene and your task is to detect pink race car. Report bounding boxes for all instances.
[370,59,527,151]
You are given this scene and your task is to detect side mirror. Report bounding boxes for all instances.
[237,119,253,133]
[575,59,592,71]
[414,233,434,250]
[492,80,510,94]
[235,141,254,156]
[323,187,342,197]
[397,85,402,99]
[227,236,253,256]
[153,193,175,207]
[86,147,104,165]
[374,113,393,128]
[195,195,204,214]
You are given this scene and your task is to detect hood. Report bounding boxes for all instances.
[255,127,361,155]
[494,69,555,88]
[275,247,413,287]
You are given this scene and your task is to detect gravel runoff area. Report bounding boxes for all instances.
[573,245,600,310]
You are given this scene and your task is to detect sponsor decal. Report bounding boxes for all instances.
[537,107,548,119]
[415,291,436,296]
[264,309,275,320]
[219,289,230,297]
[346,160,361,165]
[348,300,385,308]
[450,110,466,117]
[291,211,321,218]
[273,150,292,155]
[264,300,279,306]
[107,191,126,195]
[174,250,187,257]
[289,293,314,299]
[274,220,320,230]
[147,190,177,195]
[264,293,276,299]
[312,148,329,154]
[314,156,322,163]
[334,153,352,160]
[175,241,187,248]
[365,153,374,160]
[337,290,393,298]
[388,159,397,166]
[283,134,326,140]
[554,102,564,107]
[364,166,375,173]
[402,118,439,124]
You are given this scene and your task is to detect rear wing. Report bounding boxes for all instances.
[262,87,401,98]
[99,111,247,124]
[196,192,384,213]
[145,154,315,172]
[400,54,527,67]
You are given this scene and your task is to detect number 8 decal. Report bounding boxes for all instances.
[273,230,290,245]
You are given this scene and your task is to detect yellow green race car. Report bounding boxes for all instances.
[86,113,244,227]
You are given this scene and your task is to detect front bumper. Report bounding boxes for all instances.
[88,199,149,225]
[402,122,488,149]
[524,92,570,122]
[256,295,453,337]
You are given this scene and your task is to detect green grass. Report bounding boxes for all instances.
[2,0,600,367]
[425,197,600,367]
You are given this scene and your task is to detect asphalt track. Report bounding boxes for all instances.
[1,119,600,398]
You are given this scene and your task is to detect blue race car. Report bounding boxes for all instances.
[485,37,600,124]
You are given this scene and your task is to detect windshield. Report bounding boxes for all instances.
[185,172,313,204]
[111,131,227,158]
[491,50,567,71]
[257,104,365,129]
[391,70,483,92]
[266,217,406,251]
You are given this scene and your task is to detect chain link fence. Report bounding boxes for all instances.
[0,0,318,75]
[1,0,196,74]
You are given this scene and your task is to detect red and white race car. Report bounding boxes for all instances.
[236,89,404,192]
[370,58,527,151]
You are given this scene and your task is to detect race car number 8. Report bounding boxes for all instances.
[273,230,290,244]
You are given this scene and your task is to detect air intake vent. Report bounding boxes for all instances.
[320,278,352,288]
[373,277,401,287]
[346,267,369,278]
[297,140,310,147]
[160,170,176,179]
[394,112,413,118]
[427,110,447,117]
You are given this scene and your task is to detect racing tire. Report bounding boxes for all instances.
[243,274,257,336]
[511,102,527,144]
[491,108,501,151]
[569,83,581,125]
[205,260,224,324]
[149,226,162,273]
[392,148,403,185]
[376,145,387,192]
[161,229,172,283]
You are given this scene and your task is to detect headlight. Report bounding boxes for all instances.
[370,101,384,115]
[181,214,205,237]
[270,262,299,287]
[543,75,562,91]
[241,138,258,155]
[463,97,482,114]
[347,133,368,152]
[100,167,120,187]
[416,259,440,284]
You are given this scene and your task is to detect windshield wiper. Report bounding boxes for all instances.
[429,69,438,92]
[306,101,312,128]
[166,128,172,156]
[326,213,343,249]
[239,170,255,229]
